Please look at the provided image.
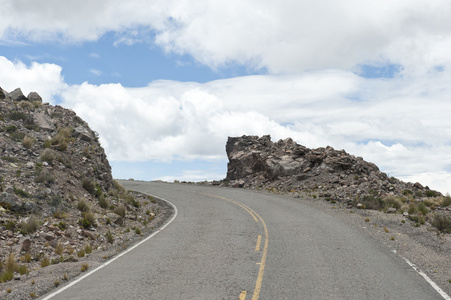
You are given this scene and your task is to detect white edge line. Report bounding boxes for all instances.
[391,250,451,300]
[40,194,178,300]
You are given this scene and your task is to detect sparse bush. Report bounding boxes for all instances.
[114,205,126,218]
[99,194,109,209]
[40,148,55,164]
[55,242,64,255]
[35,168,55,184]
[77,249,85,258]
[431,214,451,233]
[425,190,439,197]
[0,253,16,283]
[8,111,27,121]
[18,264,28,275]
[13,186,31,198]
[77,198,91,212]
[22,135,36,149]
[20,252,32,263]
[84,244,92,254]
[135,228,141,235]
[30,292,37,298]
[40,256,50,267]
[81,263,89,272]
[82,177,96,195]
[2,156,18,163]
[19,215,40,234]
[384,197,402,210]
[105,231,114,244]
[360,194,385,210]
[418,202,429,215]
[79,211,96,229]
[442,195,451,207]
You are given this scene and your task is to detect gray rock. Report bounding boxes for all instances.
[73,126,92,141]
[0,88,5,100]
[8,88,27,101]
[34,111,55,131]
[387,207,397,213]
[27,92,42,103]
[0,192,22,211]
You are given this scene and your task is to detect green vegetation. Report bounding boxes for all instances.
[431,214,451,233]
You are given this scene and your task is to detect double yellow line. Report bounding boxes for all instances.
[201,193,269,300]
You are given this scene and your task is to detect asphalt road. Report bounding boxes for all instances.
[43,181,447,299]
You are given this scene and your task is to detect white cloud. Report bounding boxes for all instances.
[89,69,103,76]
[2,1,451,75]
[0,56,66,100]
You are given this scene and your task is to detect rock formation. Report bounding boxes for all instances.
[224,135,441,203]
[0,86,170,295]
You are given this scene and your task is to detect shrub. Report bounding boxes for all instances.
[41,256,50,268]
[55,242,64,255]
[18,264,28,275]
[13,186,31,198]
[84,244,93,254]
[0,253,16,283]
[135,228,141,235]
[105,231,114,244]
[22,135,36,149]
[8,111,27,121]
[77,198,91,213]
[19,215,39,234]
[35,168,55,184]
[40,148,55,164]
[1,156,18,163]
[425,190,439,197]
[99,194,109,209]
[79,211,96,229]
[20,253,32,263]
[114,205,126,218]
[82,177,96,195]
[77,249,85,258]
[431,215,451,233]
[442,195,451,207]
[81,263,89,272]
[360,194,385,210]
[418,202,429,215]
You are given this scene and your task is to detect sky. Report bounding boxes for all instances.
[0,0,451,194]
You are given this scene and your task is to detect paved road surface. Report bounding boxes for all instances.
[42,181,447,299]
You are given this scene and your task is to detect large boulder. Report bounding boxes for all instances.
[27,92,42,103]
[8,88,27,101]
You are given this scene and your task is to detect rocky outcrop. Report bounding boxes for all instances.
[0,87,170,294]
[224,135,441,202]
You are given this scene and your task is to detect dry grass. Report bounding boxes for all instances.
[19,215,40,234]
[114,205,126,218]
[80,263,89,272]
[22,135,36,149]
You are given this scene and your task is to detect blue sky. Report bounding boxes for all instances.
[1,1,451,194]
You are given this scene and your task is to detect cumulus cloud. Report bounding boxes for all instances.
[52,67,451,194]
[2,1,451,74]
[0,56,66,100]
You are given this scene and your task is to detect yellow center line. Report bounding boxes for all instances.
[196,191,269,300]
[239,291,247,300]
[255,235,262,252]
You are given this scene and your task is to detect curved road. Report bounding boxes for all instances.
[42,181,447,299]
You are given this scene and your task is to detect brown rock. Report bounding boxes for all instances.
[20,239,31,252]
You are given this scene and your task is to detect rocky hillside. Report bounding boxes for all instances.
[224,135,448,207]
[0,87,171,299]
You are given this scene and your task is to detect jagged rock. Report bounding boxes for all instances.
[27,92,42,103]
[8,88,27,101]
[34,111,55,131]
[0,87,5,100]
[224,135,441,202]
[73,126,92,141]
